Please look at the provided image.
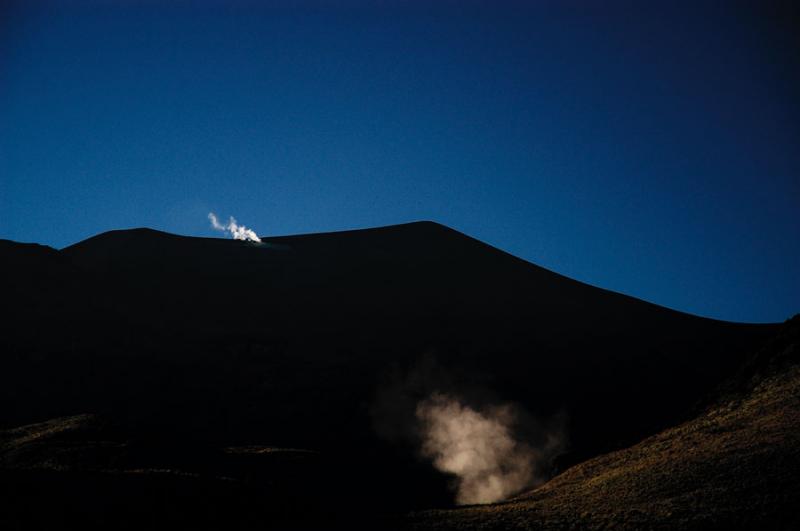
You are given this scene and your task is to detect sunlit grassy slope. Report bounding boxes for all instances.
[409,318,800,530]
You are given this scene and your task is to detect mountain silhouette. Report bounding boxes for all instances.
[0,222,780,523]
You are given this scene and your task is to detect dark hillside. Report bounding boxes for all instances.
[0,222,778,510]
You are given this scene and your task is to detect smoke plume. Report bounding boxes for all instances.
[208,212,261,242]
[416,393,560,505]
[371,356,566,506]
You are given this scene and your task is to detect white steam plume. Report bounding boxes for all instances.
[416,393,559,505]
[208,212,261,242]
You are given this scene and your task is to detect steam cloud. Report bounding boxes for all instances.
[371,357,566,506]
[208,212,261,242]
[416,393,563,505]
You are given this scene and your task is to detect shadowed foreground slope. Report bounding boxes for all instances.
[409,318,800,530]
[1,319,797,530]
[0,414,343,530]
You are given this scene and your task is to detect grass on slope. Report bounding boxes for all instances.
[410,359,800,530]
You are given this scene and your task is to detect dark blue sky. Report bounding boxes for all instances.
[2,1,798,323]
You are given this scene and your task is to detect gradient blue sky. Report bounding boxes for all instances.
[1,1,798,323]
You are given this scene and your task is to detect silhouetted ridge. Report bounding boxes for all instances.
[0,239,63,272]
[1,220,779,509]
[63,227,268,274]
[62,221,737,326]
